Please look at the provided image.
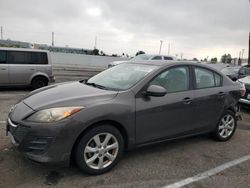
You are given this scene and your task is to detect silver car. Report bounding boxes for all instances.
[108,54,176,68]
[0,47,55,89]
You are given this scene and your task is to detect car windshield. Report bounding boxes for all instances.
[131,54,153,61]
[221,67,240,75]
[86,63,158,90]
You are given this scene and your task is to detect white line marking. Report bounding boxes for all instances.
[0,121,6,124]
[164,154,250,188]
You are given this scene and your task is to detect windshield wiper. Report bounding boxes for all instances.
[85,81,109,90]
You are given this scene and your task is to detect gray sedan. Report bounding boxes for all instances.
[7,61,241,175]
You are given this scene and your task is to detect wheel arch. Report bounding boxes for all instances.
[29,73,49,84]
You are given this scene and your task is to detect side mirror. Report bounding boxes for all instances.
[144,85,167,97]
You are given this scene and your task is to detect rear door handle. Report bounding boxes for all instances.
[1,68,7,70]
[183,97,192,104]
[218,92,225,97]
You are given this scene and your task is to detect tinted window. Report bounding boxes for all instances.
[150,66,189,93]
[245,68,250,74]
[27,52,48,64]
[0,51,6,64]
[7,51,48,64]
[151,56,162,60]
[195,67,215,89]
[239,68,245,75]
[164,56,173,60]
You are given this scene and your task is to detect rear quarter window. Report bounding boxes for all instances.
[214,72,222,87]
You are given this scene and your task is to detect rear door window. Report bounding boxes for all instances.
[0,51,6,64]
[194,67,215,89]
[7,51,27,64]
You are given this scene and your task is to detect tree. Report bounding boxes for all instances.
[135,50,145,56]
[193,58,198,61]
[221,54,232,64]
[92,48,99,55]
[210,57,218,64]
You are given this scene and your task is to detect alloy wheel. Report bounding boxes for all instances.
[84,133,119,170]
[218,114,235,138]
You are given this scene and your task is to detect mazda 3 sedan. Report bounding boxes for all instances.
[7,61,242,175]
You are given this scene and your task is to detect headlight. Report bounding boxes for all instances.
[26,106,84,123]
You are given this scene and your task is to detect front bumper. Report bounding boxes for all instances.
[6,117,84,165]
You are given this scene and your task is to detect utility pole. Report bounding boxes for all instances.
[180,52,183,60]
[168,43,170,56]
[94,36,97,49]
[52,32,54,46]
[0,26,3,40]
[248,32,250,65]
[159,40,163,54]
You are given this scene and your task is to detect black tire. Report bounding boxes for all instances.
[74,125,124,175]
[31,77,48,90]
[212,110,237,141]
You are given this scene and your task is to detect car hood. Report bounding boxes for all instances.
[238,76,250,85]
[23,81,118,110]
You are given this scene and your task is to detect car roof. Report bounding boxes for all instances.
[0,47,49,53]
[125,60,222,73]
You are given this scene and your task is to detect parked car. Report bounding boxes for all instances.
[238,76,250,107]
[7,61,242,175]
[108,54,175,68]
[221,66,241,81]
[0,47,55,89]
[221,65,250,81]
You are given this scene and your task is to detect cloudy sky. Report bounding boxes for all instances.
[0,0,249,59]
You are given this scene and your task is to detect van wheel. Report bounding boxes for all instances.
[31,77,48,90]
[74,125,124,175]
[212,110,237,141]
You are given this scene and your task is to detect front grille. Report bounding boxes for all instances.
[14,126,29,143]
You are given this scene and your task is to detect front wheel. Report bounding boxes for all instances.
[212,110,237,141]
[74,125,124,175]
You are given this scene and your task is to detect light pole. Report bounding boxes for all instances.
[159,40,163,54]
[248,32,250,65]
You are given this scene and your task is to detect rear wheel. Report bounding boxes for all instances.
[31,77,48,90]
[212,110,237,141]
[74,125,124,175]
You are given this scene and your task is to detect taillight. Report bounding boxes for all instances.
[239,83,246,97]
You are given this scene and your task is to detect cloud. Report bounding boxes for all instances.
[0,0,249,59]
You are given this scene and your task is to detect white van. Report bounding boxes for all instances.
[0,47,55,89]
